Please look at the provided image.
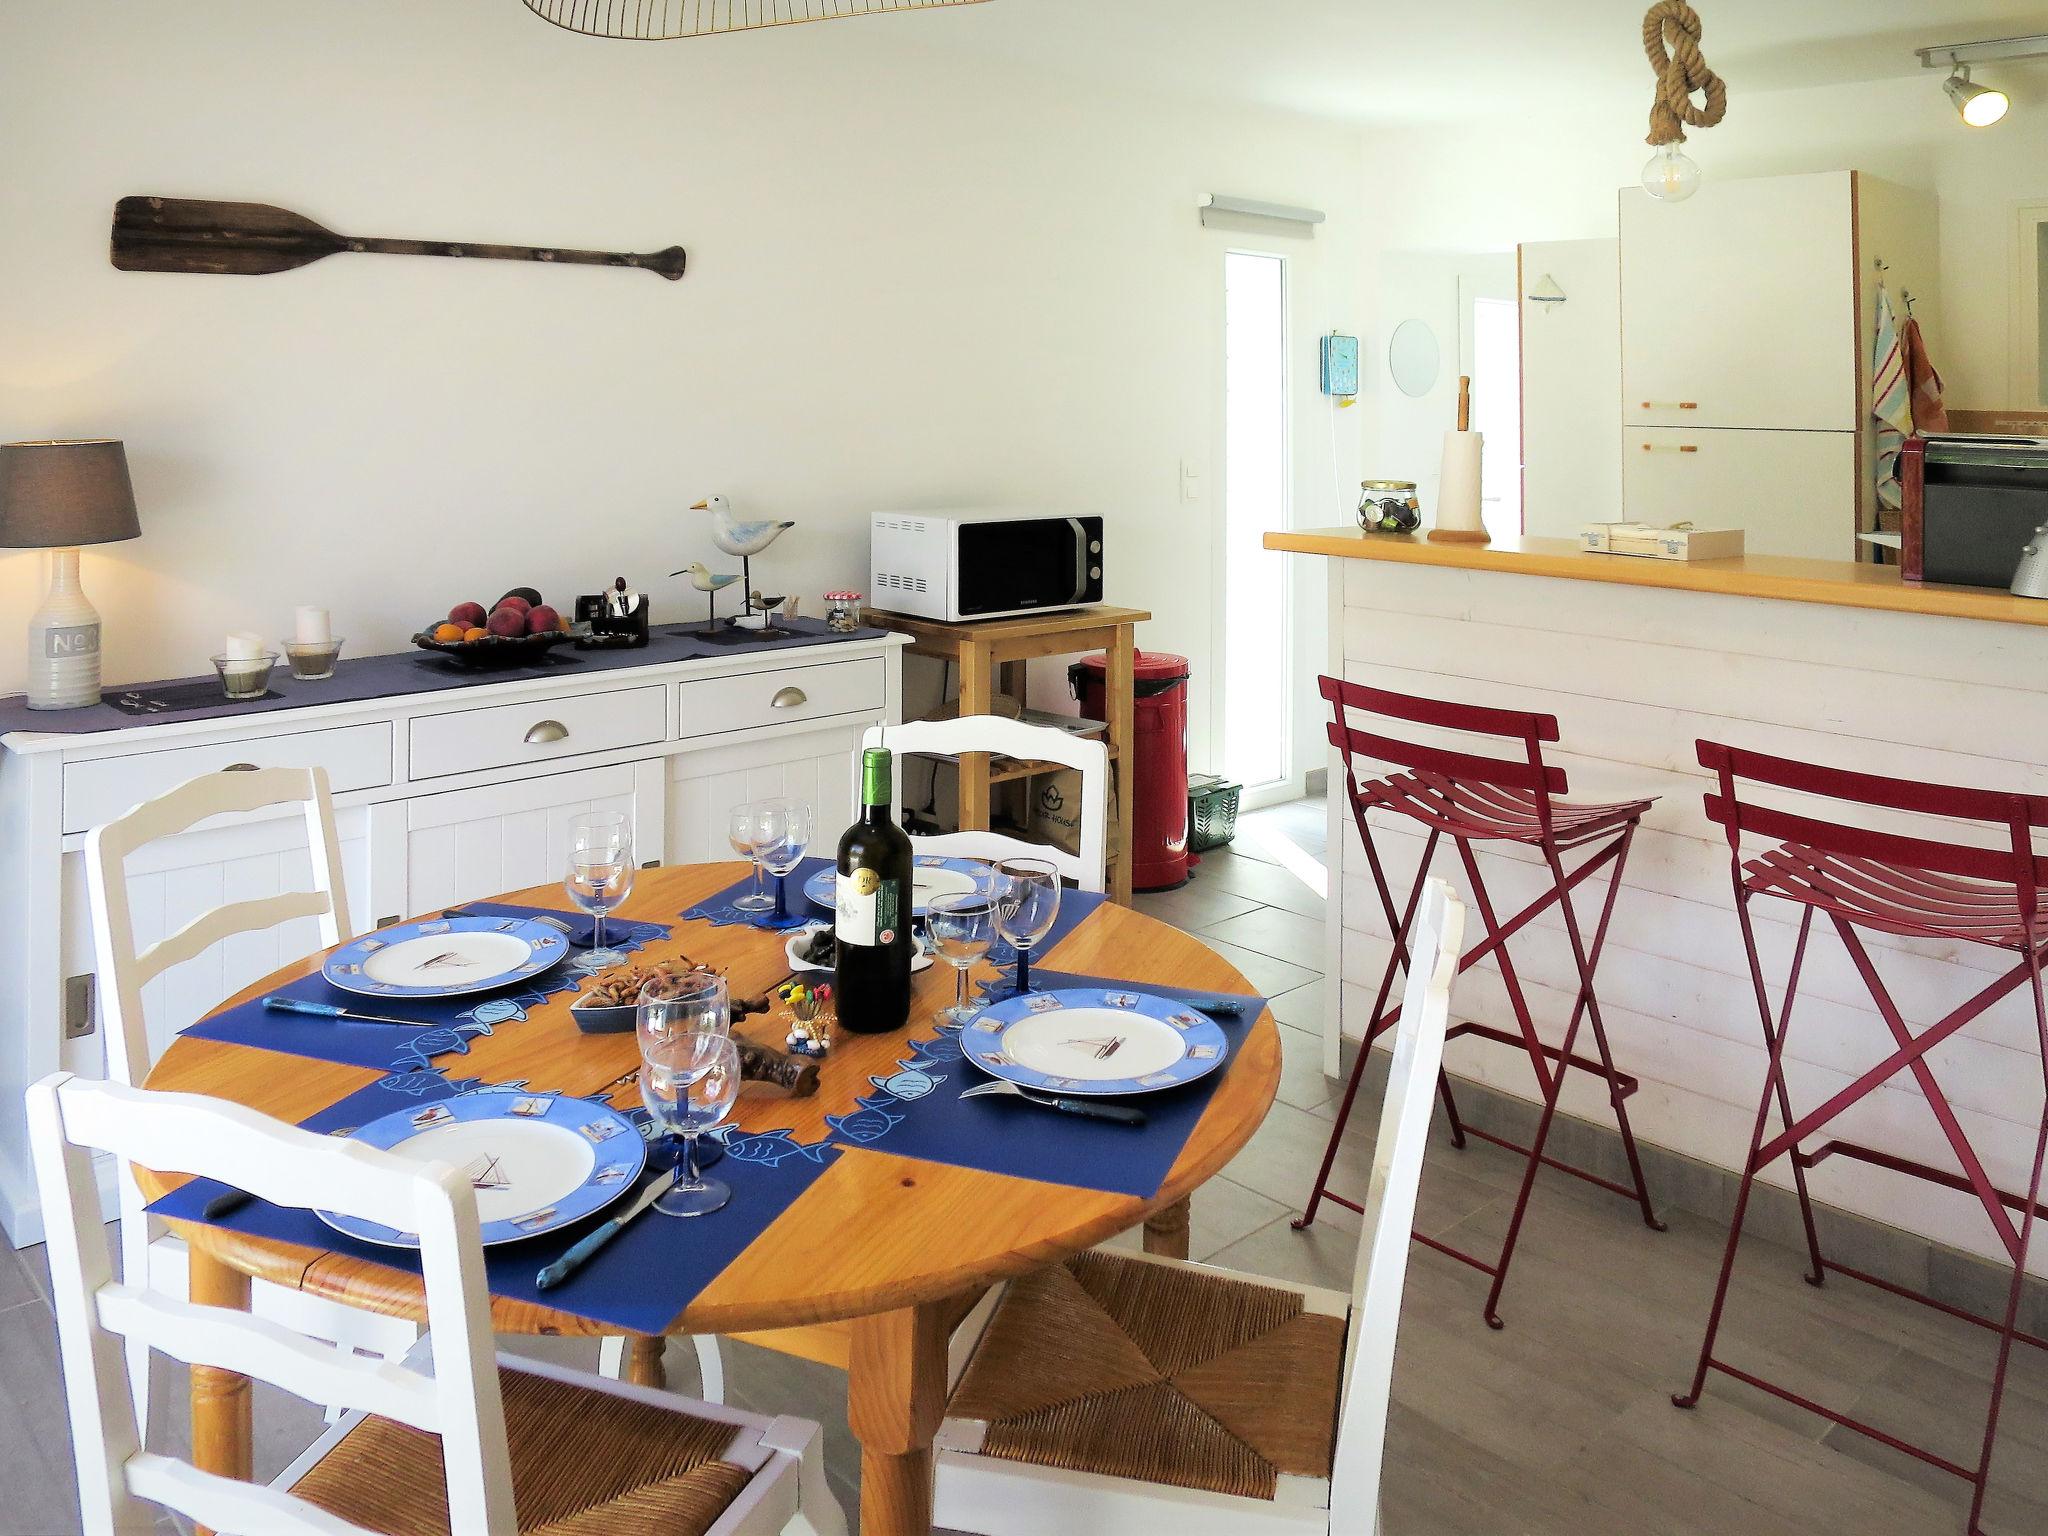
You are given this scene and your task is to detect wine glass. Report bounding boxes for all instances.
[991,857,1061,996]
[566,813,634,966]
[637,969,731,1045]
[756,798,813,920]
[927,888,994,1024]
[727,802,774,913]
[639,1030,740,1218]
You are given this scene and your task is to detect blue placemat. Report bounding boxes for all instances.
[681,856,834,931]
[178,903,670,1074]
[821,969,1265,1200]
[148,1071,840,1338]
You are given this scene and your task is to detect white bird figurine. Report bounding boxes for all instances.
[692,494,795,622]
[672,561,744,632]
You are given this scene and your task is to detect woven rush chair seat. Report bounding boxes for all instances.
[1359,770,1651,848]
[1742,843,2048,949]
[942,1250,1348,1502]
[293,1363,753,1536]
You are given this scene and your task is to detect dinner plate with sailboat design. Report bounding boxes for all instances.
[961,988,1231,1097]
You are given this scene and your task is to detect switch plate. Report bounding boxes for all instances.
[63,973,97,1039]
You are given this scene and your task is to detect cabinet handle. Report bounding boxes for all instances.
[223,762,259,772]
[770,686,807,709]
[1641,443,1700,454]
[1639,401,1699,411]
[524,719,570,744]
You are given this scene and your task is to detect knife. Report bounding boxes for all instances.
[537,1172,671,1291]
[263,996,431,1028]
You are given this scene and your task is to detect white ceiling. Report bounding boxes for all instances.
[887,1,2048,124]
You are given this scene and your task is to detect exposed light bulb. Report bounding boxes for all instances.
[1944,65,2009,127]
[1642,143,1702,202]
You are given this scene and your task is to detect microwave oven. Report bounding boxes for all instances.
[869,511,1104,622]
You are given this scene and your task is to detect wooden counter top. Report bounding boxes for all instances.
[1264,528,2048,629]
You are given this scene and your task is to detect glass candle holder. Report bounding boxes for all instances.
[210,652,278,701]
[282,638,345,681]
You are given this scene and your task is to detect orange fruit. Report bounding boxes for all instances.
[464,626,488,642]
[432,622,464,642]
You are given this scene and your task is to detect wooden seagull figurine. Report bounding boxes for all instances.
[673,561,743,632]
[692,494,795,619]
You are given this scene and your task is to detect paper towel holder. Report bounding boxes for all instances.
[1428,377,1492,545]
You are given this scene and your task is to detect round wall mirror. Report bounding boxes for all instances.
[1388,319,1440,398]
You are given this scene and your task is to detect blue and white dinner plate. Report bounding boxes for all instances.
[803,854,987,918]
[321,915,570,1000]
[315,1091,644,1249]
[962,988,1231,1098]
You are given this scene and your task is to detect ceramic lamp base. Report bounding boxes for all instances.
[24,548,103,710]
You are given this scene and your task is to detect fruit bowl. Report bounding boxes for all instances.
[411,628,576,669]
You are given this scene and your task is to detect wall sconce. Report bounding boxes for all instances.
[1528,275,1568,309]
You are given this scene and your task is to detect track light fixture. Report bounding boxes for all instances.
[1944,62,2010,127]
[1916,35,2047,128]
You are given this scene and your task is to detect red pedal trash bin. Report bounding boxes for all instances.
[1069,651,1190,891]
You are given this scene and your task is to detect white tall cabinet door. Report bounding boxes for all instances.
[1621,172,1857,433]
[1624,427,1856,559]
[402,762,650,916]
[57,808,377,1075]
[667,722,865,868]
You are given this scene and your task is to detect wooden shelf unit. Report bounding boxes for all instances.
[862,606,1150,904]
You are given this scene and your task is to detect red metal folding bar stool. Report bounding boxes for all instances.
[1676,741,2048,1535]
[1296,674,1665,1328]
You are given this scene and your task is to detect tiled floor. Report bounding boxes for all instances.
[3,796,2043,1533]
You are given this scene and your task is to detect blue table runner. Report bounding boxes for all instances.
[178,903,670,1075]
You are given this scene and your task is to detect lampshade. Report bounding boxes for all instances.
[0,440,140,549]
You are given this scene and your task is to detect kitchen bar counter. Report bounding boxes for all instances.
[1264,527,2048,628]
[1273,526,2048,1275]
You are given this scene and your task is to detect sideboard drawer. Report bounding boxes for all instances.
[62,723,393,835]
[679,656,885,737]
[408,684,667,781]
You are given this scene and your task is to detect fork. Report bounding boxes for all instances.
[960,1080,1146,1126]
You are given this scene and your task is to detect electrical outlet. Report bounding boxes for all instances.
[63,973,97,1039]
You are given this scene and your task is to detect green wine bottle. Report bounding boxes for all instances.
[834,746,915,1034]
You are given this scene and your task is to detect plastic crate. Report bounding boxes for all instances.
[1188,774,1241,853]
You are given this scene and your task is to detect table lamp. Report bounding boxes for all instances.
[0,440,141,709]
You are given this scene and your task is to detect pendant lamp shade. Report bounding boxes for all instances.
[521,0,991,41]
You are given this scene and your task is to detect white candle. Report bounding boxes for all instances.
[294,606,331,644]
[224,631,264,661]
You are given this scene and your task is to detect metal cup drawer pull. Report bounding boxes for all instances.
[524,719,570,744]
[770,686,808,709]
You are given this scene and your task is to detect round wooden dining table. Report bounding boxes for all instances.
[137,861,1280,1536]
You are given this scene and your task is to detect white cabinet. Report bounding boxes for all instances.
[1623,427,1857,561]
[1621,173,1858,433]
[0,635,905,1244]
[402,762,651,917]
[1617,170,1939,556]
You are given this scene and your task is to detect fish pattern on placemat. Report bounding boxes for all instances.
[178,903,671,1078]
[680,855,833,931]
[147,1067,840,1338]
[817,966,1266,1201]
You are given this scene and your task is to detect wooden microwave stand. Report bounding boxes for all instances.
[861,606,1149,905]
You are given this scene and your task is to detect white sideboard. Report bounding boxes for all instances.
[0,635,907,1245]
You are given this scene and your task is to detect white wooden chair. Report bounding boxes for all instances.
[85,766,723,1416]
[85,766,418,1424]
[863,716,1110,892]
[27,1071,847,1536]
[932,881,1465,1536]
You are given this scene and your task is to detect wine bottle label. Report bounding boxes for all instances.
[836,867,902,948]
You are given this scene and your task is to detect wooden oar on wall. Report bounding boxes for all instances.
[110,196,687,281]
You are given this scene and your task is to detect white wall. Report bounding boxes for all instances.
[1518,239,1621,535]
[0,1,1360,783]
[1359,74,2048,493]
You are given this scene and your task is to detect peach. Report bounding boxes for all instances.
[494,594,532,617]
[486,607,526,638]
[526,603,560,635]
[448,601,487,628]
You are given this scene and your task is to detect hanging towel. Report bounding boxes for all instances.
[1901,314,1949,434]
[1871,284,1913,512]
